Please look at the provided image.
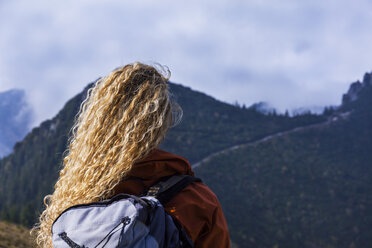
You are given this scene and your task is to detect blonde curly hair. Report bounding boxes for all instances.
[33,62,181,247]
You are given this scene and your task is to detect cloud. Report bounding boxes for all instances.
[1,0,372,126]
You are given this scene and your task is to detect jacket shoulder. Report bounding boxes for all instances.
[164,181,223,243]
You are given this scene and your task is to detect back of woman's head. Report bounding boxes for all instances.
[34,62,181,247]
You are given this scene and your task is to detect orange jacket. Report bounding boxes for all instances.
[113,149,231,248]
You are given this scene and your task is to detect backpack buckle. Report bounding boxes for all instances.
[147,186,161,196]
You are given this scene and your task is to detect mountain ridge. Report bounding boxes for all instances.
[194,72,372,247]
[1,71,372,247]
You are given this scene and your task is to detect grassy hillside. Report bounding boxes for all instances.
[0,221,34,248]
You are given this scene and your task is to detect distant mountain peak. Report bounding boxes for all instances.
[0,89,25,106]
[0,89,34,158]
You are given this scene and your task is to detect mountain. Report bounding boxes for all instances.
[2,70,371,247]
[0,89,33,158]
[195,72,372,247]
[0,81,323,228]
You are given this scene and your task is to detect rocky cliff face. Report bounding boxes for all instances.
[342,72,372,105]
[362,72,372,86]
[0,89,33,157]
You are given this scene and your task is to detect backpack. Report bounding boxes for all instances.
[51,175,201,248]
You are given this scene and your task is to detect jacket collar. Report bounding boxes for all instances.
[127,149,194,181]
[113,149,194,195]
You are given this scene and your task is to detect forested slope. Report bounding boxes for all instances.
[0,81,323,229]
[195,75,372,247]
[5,71,372,247]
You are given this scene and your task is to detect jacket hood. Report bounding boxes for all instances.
[113,149,194,195]
[129,149,194,179]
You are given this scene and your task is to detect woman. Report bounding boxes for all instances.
[34,62,230,247]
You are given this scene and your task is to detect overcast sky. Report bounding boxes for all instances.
[1,0,372,126]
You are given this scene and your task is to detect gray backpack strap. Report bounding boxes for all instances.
[146,175,201,248]
[146,175,202,205]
